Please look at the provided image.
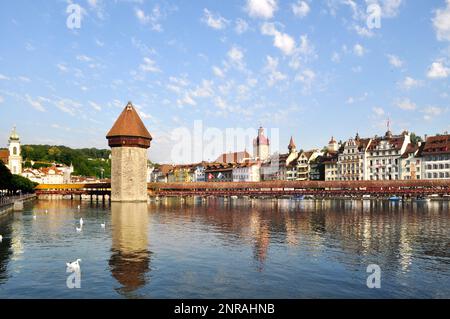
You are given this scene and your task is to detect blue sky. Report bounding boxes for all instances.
[1,0,450,163]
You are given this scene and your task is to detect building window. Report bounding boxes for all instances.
[13,146,17,155]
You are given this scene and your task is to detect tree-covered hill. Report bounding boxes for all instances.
[21,145,111,178]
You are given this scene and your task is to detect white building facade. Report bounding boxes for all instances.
[233,162,261,182]
[366,131,411,181]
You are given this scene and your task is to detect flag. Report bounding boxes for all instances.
[217,172,223,179]
[208,173,214,180]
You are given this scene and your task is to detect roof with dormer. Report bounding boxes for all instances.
[422,134,450,155]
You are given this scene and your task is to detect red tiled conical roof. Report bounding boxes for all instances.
[107,102,152,139]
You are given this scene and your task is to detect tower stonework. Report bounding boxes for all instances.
[106,102,152,202]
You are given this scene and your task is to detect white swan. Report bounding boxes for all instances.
[79,218,84,226]
[77,205,80,210]
[33,215,37,220]
[76,225,82,232]
[101,222,105,228]
[66,259,81,272]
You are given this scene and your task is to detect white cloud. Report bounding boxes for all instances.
[298,34,314,56]
[353,25,374,38]
[88,101,102,111]
[395,98,416,110]
[346,92,368,104]
[76,54,93,62]
[427,61,450,79]
[25,94,46,112]
[261,22,296,55]
[202,8,229,30]
[295,68,316,93]
[135,5,169,32]
[373,107,385,116]
[0,96,4,104]
[95,38,104,47]
[212,66,225,78]
[169,76,189,87]
[422,106,444,120]
[399,76,422,90]
[263,55,287,86]
[381,0,403,18]
[54,97,82,116]
[433,0,450,41]
[235,18,249,34]
[353,43,365,56]
[191,80,214,98]
[177,93,196,107]
[227,46,245,69]
[135,8,148,23]
[246,0,278,19]
[289,34,316,69]
[0,74,10,80]
[387,54,404,68]
[214,96,227,110]
[139,57,161,73]
[56,63,69,72]
[18,76,31,82]
[331,52,341,63]
[292,1,310,18]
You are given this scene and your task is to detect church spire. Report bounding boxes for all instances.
[288,136,296,152]
[9,126,20,141]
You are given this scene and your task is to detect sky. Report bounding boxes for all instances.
[1,0,450,163]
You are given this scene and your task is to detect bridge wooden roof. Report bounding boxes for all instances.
[35,180,450,191]
[106,102,152,140]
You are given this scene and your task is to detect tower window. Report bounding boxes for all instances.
[13,146,17,155]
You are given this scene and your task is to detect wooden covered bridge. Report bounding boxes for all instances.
[34,180,450,199]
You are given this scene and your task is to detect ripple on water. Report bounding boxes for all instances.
[0,199,448,298]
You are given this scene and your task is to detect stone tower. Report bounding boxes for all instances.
[106,102,152,202]
[253,127,270,161]
[327,136,338,152]
[8,126,22,175]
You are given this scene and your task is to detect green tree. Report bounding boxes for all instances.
[9,175,38,193]
[0,161,13,190]
[410,133,423,145]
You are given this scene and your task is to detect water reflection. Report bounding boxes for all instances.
[152,198,450,278]
[0,198,448,298]
[0,214,13,283]
[109,202,151,296]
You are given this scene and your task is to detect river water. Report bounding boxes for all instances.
[0,198,448,298]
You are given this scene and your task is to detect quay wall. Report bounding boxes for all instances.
[0,194,36,218]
